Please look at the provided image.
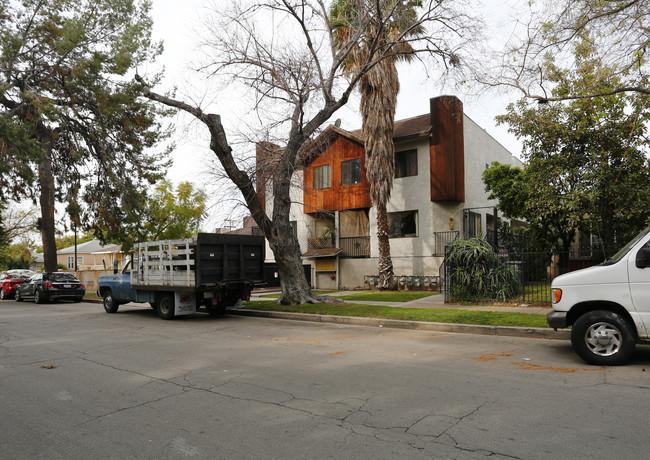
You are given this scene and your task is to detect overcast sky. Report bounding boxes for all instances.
[147,0,527,229]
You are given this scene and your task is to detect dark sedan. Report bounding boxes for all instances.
[16,272,85,303]
[0,271,34,299]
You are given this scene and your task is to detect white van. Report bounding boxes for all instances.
[548,226,650,365]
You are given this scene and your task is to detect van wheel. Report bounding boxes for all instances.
[571,310,635,366]
[103,290,119,313]
[157,294,175,320]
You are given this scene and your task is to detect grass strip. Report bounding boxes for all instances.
[243,301,548,328]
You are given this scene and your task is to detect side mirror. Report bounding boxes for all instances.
[113,260,119,274]
[635,247,650,269]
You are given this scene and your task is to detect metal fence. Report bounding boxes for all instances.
[340,236,370,257]
[442,250,598,305]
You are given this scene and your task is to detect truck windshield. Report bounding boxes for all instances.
[603,226,650,265]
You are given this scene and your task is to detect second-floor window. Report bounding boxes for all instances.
[313,164,331,189]
[395,149,418,178]
[341,159,362,186]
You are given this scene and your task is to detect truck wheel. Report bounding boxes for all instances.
[157,294,175,320]
[103,290,119,313]
[207,303,226,317]
[571,310,635,366]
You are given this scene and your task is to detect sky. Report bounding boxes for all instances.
[147,0,527,230]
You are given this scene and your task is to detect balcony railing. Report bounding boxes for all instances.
[433,231,459,256]
[340,236,370,257]
[308,237,335,250]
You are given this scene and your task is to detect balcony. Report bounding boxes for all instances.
[307,237,335,250]
[340,236,370,257]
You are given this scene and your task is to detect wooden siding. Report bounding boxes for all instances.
[304,136,372,213]
[430,96,465,202]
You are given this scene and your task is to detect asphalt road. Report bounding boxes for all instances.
[1,300,649,459]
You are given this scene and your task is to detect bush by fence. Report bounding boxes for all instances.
[444,239,521,303]
[443,241,597,305]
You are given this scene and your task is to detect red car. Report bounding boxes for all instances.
[0,271,35,300]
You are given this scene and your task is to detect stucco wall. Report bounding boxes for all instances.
[263,110,524,290]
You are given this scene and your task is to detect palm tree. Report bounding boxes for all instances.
[331,0,423,289]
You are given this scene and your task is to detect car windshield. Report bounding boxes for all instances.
[49,273,78,282]
[15,274,32,280]
[603,226,650,265]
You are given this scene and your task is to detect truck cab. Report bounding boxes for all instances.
[96,259,138,310]
[548,226,650,365]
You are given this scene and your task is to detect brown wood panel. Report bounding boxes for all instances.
[304,136,372,213]
[430,96,465,202]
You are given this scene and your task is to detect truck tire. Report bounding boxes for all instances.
[571,310,635,366]
[157,294,175,320]
[103,290,119,313]
[207,303,226,317]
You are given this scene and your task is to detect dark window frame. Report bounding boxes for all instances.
[341,158,362,186]
[313,164,331,190]
[395,149,418,178]
[388,210,418,238]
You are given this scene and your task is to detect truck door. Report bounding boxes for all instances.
[114,260,135,302]
[628,241,650,338]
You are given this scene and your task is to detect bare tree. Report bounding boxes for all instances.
[1,204,37,243]
[481,0,650,102]
[136,0,480,305]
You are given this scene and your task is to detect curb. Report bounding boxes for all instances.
[231,309,570,340]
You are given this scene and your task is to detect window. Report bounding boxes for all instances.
[341,159,362,185]
[388,211,418,238]
[463,210,481,239]
[313,164,331,189]
[395,149,418,178]
[67,256,83,269]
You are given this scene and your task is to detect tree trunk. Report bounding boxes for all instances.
[38,152,58,272]
[376,203,395,290]
[268,219,333,305]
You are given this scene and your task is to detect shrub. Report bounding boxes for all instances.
[445,238,520,302]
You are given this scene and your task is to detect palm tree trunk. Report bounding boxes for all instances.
[376,203,395,289]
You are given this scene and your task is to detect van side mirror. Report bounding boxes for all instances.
[635,247,650,268]
[113,260,119,274]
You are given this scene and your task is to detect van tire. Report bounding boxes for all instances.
[157,294,175,320]
[103,290,119,313]
[571,310,635,366]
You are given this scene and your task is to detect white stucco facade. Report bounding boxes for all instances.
[263,100,524,290]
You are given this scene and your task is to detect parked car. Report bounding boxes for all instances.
[0,271,34,299]
[16,272,85,303]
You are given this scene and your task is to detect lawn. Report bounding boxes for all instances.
[243,300,549,328]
